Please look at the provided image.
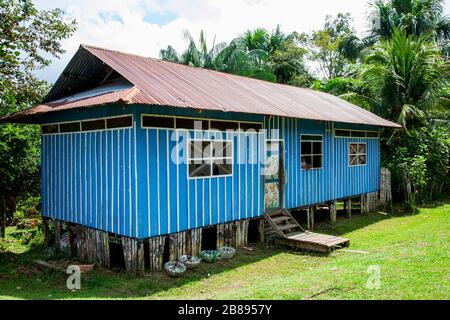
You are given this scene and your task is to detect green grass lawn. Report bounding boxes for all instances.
[0,200,449,300]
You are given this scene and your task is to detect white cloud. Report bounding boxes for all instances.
[34,0,450,83]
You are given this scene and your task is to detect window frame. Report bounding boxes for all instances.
[140,113,263,133]
[187,138,233,179]
[334,129,379,139]
[300,134,324,170]
[40,114,134,135]
[348,142,367,167]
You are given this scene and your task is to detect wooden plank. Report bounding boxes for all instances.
[137,241,145,275]
[275,238,330,253]
[272,216,291,223]
[266,210,283,217]
[347,199,352,219]
[285,231,306,238]
[278,223,299,231]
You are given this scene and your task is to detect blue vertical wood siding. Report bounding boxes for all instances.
[41,105,381,239]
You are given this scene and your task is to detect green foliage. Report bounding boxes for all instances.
[0,0,77,223]
[385,127,449,203]
[340,0,450,59]
[300,13,357,79]
[361,28,449,130]
[160,26,313,85]
[0,0,76,115]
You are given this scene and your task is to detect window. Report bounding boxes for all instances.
[142,115,174,128]
[210,120,239,131]
[335,129,379,138]
[188,139,232,178]
[366,131,379,138]
[106,116,132,129]
[176,118,207,130]
[334,129,350,137]
[59,122,80,133]
[239,122,263,132]
[41,124,58,134]
[349,143,367,166]
[301,135,323,169]
[81,119,106,131]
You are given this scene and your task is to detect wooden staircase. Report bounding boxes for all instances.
[264,208,350,254]
[265,208,305,237]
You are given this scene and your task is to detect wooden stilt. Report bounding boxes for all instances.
[347,199,352,219]
[148,235,165,271]
[67,226,74,256]
[169,233,177,261]
[43,218,50,247]
[122,237,139,274]
[306,207,310,229]
[310,207,315,230]
[137,241,145,275]
[216,224,224,249]
[54,221,61,251]
[257,218,265,243]
[330,201,337,224]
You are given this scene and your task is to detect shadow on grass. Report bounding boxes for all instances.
[0,240,288,299]
[2,198,448,299]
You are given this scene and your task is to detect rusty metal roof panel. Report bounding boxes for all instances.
[2,44,400,128]
[82,45,399,127]
[1,86,137,123]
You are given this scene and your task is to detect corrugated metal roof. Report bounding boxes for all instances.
[2,44,400,127]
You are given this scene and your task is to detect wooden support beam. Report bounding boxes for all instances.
[169,233,177,261]
[257,218,265,243]
[216,224,225,249]
[67,226,74,256]
[330,201,337,224]
[122,237,137,274]
[306,207,310,229]
[137,241,145,276]
[148,235,165,271]
[310,207,315,230]
[43,218,50,247]
[54,221,61,251]
[347,199,352,219]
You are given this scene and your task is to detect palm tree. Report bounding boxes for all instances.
[340,0,450,59]
[340,28,449,131]
[159,30,227,70]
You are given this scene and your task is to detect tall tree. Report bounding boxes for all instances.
[342,29,449,130]
[269,32,313,85]
[340,0,450,59]
[300,13,356,79]
[0,0,76,232]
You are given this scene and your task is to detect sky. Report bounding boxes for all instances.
[34,0,450,83]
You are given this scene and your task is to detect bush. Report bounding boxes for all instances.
[384,127,450,205]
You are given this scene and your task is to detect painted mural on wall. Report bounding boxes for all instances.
[264,182,280,208]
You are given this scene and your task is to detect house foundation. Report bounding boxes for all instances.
[43,217,263,274]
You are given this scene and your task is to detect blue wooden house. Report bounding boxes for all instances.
[2,45,399,272]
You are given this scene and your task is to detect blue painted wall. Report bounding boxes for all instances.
[41,104,380,239]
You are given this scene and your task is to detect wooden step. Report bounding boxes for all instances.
[285,231,305,238]
[266,210,284,217]
[271,216,292,223]
[278,224,301,231]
